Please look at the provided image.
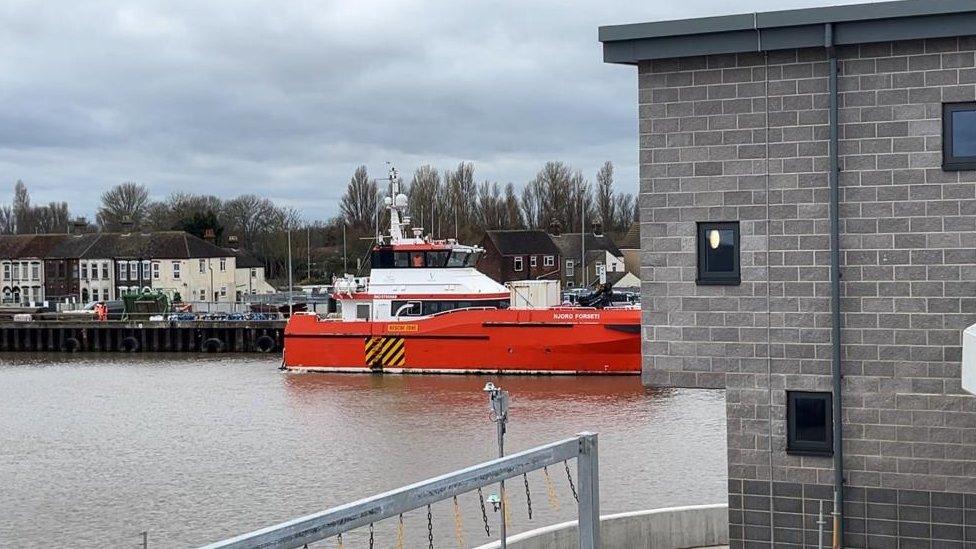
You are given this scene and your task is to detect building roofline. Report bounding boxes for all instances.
[600,0,976,64]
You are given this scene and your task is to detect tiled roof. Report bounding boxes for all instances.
[618,223,640,250]
[0,234,70,259]
[223,247,264,268]
[0,231,231,260]
[485,230,560,256]
[551,233,623,261]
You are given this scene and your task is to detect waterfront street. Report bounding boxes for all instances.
[0,355,726,548]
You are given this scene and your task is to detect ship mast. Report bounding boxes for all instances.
[384,166,411,243]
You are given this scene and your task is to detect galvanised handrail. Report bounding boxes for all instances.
[198,433,599,549]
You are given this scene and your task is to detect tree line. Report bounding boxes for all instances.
[0,160,636,283]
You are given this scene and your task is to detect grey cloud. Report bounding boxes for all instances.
[0,0,884,220]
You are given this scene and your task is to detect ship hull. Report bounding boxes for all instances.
[283,308,641,374]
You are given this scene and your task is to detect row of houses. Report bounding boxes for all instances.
[475,224,641,289]
[0,231,276,307]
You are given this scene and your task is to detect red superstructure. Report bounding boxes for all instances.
[282,167,640,375]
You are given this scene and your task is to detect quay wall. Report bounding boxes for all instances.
[0,321,284,353]
[475,504,729,549]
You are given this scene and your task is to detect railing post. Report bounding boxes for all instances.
[577,432,600,549]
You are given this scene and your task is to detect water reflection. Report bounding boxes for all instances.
[0,355,726,548]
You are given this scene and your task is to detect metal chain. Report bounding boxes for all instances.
[523,473,533,519]
[453,495,465,548]
[564,461,578,503]
[477,487,491,536]
[395,514,405,549]
[543,466,561,510]
[427,504,434,549]
[368,523,374,549]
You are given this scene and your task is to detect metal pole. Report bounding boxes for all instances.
[142,530,148,549]
[485,383,509,549]
[306,226,311,282]
[577,433,600,549]
[825,22,844,549]
[817,500,825,549]
[287,229,293,317]
[342,223,348,273]
[580,198,586,287]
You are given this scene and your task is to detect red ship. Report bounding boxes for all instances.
[282,167,640,374]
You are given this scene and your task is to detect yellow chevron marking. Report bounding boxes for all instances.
[364,336,406,368]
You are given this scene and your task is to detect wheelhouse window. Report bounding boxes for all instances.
[787,391,833,456]
[943,102,976,170]
[371,248,481,268]
[697,221,740,285]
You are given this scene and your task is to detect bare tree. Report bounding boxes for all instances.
[614,193,636,231]
[340,166,379,230]
[97,182,150,230]
[407,165,440,231]
[12,180,31,234]
[0,205,14,234]
[32,202,70,233]
[222,194,277,248]
[503,183,524,229]
[596,161,616,230]
[441,162,477,240]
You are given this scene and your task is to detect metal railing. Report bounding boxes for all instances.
[198,433,600,549]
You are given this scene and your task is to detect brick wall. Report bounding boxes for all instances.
[639,37,976,547]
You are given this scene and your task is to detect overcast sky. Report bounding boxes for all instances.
[0,0,885,221]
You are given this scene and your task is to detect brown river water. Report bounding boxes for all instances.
[0,354,727,548]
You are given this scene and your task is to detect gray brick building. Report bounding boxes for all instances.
[601,1,976,547]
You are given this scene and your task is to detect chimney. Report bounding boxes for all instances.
[227,235,239,246]
[591,221,603,237]
[71,217,88,234]
[203,228,216,242]
[548,220,563,236]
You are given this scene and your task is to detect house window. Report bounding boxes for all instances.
[152,262,160,279]
[566,260,575,277]
[101,263,109,280]
[2,263,9,280]
[787,391,833,456]
[220,286,227,297]
[530,255,538,268]
[128,261,139,280]
[250,268,257,278]
[544,255,554,267]
[219,258,227,272]
[117,261,128,281]
[142,260,151,279]
[118,285,127,295]
[514,256,523,272]
[172,261,181,280]
[81,263,89,280]
[199,289,206,301]
[697,221,740,285]
[30,262,39,281]
[943,102,976,170]
[199,259,206,273]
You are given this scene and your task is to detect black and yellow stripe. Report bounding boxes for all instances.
[364,336,406,370]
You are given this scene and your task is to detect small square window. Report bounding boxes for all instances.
[697,221,740,285]
[943,102,976,171]
[787,391,833,457]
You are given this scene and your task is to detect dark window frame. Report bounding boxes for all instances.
[786,391,833,457]
[696,221,740,286]
[943,102,976,171]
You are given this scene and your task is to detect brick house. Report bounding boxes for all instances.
[550,232,627,288]
[602,1,976,547]
[477,230,561,284]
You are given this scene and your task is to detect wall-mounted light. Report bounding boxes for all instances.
[708,229,722,250]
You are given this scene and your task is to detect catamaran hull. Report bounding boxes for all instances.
[283,308,641,374]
